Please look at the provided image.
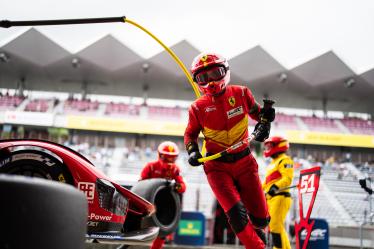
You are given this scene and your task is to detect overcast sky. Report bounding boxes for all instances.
[0,0,373,74]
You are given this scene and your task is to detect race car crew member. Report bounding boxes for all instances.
[140,141,186,249]
[262,136,294,249]
[184,52,275,249]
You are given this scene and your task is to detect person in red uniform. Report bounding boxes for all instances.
[184,52,275,249]
[140,141,186,249]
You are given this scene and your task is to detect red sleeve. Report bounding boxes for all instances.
[173,166,186,193]
[140,163,152,180]
[243,87,261,122]
[184,103,202,146]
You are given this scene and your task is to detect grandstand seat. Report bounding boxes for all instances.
[147,106,181,120]
[273,113,300,130]
[25,99,50,112]
[301,116,340,133]
[105,102,140,116]
[0,95,25,111]
[341,117,374,135]
[64,99,99,114]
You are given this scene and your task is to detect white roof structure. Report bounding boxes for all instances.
[0,28,373,113]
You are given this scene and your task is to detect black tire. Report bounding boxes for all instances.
[0,149,74,185]
[0,174,87,249]
[131,178,181,237]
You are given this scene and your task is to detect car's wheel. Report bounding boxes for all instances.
[131,178,181,237]
[0,174,87,249]
[0,149,73,185]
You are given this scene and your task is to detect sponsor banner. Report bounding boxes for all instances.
[286,130,374,148]
[178,220,202,236]
[4,111,54,126]
[299,218,329,249]
[66,115,187,136]
[174,212,205,246]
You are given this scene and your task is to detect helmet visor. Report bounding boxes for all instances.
[194,66,226,86]
[160,154,178,163]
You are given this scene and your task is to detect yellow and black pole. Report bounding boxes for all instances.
[0,16,125,27]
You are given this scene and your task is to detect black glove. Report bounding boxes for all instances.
[267,184,279,197]
[188,151,203,167]
[252,122,271,142]
[259,106,275,123]
[186,142,203,167]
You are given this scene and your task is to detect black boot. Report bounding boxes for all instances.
[255,228,267,245]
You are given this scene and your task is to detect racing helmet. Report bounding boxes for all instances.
[190,52,230,96]
[263,136,289,158]
[158,141,179,163]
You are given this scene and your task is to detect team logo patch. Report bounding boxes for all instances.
[168,145,174,152]
[227,106,243,119]
[58,174,66,183]
[205,106,216,112]
[228,96,236,107]
[201,55,208,67]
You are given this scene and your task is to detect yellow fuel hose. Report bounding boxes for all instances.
[125,18,200,99]
[124,18,206,156]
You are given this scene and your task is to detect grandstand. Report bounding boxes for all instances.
[1,28,374,248]
[1,93,374,134]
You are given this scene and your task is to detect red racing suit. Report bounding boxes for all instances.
[184,85,269,249]
[140,160,186,193]
[140,159,186,249]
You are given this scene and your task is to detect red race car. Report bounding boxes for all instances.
[0,139,181,244]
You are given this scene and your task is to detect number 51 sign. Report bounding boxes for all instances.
[300,172,317,194]
[295,166,321,249]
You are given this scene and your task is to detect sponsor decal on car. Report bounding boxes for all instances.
[11,153,55,167]
[78,182,95,203]
[87,221,99,227]
[89,213,112,221]
[87,233,122,239]
[227,106,243,119]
